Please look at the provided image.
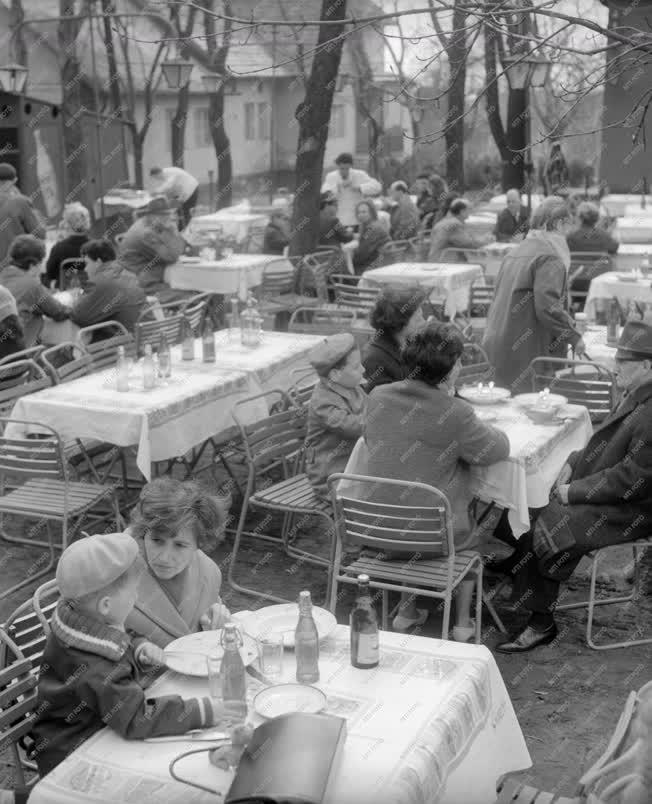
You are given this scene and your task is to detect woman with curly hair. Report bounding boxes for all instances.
[125,478,231,648]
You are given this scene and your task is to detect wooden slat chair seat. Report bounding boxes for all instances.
[228,390,334,605]
[568,252,611,312]
[458,343,493,386]
[330,273,381,318]
[0,360,52,423]
[379,240,411,266]
[0,419,123,601]
[528,357,616,423]
[76,321,136,370]
[328,475,506,640]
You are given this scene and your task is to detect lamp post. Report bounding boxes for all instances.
[0,63,28,94]
[503,53,552,215]
[160,56,194,90]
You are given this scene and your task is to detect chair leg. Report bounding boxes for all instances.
[474,566,483,644]
[382,591,388,631]
[441,590,452,641]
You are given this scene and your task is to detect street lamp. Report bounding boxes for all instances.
[503,52,552,214]
[0,63,28,94]
[161,57,194,90]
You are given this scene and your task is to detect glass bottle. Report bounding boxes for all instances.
[181,317,195,361]
[230,296,240,331]
[295,590,320,684]
[642,253,651,278]
[240,295,254,347]
[115,345,129,392]
[158,333,171,379]
[202,316,216,362]
[220,624,247,712]
[606,298,620,346]
[142,344,156,389]
[350,574,379,669]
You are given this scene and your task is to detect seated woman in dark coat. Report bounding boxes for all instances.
[263,209,291,255]
[319,191,354,249]
[363,284,426,392]
[351,200,390,275]
[44,203,91,288]
[566,201,619,308]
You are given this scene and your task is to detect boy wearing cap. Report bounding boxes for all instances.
[33,532,244,776]
[305,333,367,498]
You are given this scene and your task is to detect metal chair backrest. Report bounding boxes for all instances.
[330,274,381,315]
[59,257,86,290]
[260,260,297,298]
[76,320,136,370]
[529,357,616,422]
[245,224,267,254]
[328,474,454,557]
[408,235,428,262]
[288,307,357,337]
[135,302,185,355]
[440,247,488,267]
[40,342,93,384]
[32,579,60,636]
[0,418,66,480]
[182,292,211,334]
[0,360,51,419]
[0,627,38,776]
[2,583,59,674]
[468,280,495,316]
[458,343,493,386]
[0,345,45,366]
[569,252,612,307]
[379,240,410,266]
[300,253,332,301]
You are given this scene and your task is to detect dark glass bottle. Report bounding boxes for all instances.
[201,316,216,362]
[295,590,320,684]
[181,317,195,361]
[350,574,379,669]
[606,298,619,346]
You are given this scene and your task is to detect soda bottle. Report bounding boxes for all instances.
[230,296,240,330]
[116,345,129,392]
[350,574,379,669]
[142,344,156,389]
[181,317,195,361]
[202,316,216,363]
[220,624,247,714]
[158,333,171,379]
[295,590,320,684]
[606,298,619,346]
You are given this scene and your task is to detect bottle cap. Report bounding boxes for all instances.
[358,574,370,583]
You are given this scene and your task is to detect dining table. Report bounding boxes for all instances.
[165,254,294,300]
[602,194,652,217]
[359,262,484,318]
[190,210,268,244]
[6,330,321,479]
[341,399,592,538]
[614,217,652,244]
[584,271,652,319]
[613,243,652,272]
[26,624,531,804]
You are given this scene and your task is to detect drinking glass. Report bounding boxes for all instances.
[207,654,222,700]
[258,634,284,680]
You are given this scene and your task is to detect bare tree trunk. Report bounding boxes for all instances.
[349,31,384,177]
[290,0,348,257]
[132,130,144,187]
[9,0,27,66]
[100,0,122,113]
[170,6,197,168]
[444,1,467,192]
[205,0,233,208]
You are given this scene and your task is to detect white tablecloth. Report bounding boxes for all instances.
[585,271,652,317]
[602,194,652,217]
[484,193,545,213]
[582,325,617,371]
[165,255,293,299]
[27,626,530,804]
[360,263,484,318]
[190,211,268,243]
[615,217,652,244]
[94,192,152,219]
[614,243,652,272]
[342,401,592,538]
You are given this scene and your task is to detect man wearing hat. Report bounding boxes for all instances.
[321,153,381,229]
[496,318,652,652]
[0,162,45,266]
[305,333,367,498]
[116,195,187,302]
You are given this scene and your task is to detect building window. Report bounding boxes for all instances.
[257,102,270,139]
[245,102,256,140]
[194,107,211,147]
[330,104,346,138]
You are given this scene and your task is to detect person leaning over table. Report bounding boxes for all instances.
[494,189,530,243]
[363,322,510,637]
[428,198,492,261]
[492,318,652,652]
[149,165,199,232]
[32,532,246,778]
[363,284,426,392]
[124,478,232,649]
[305,333,367,500]
[70,239,146,337]
[482,196,585,395]
[0,234,69,347]
[44,202,91,288]
[388,180,420,241]
[0,162,45,267]
[351,200,390,274]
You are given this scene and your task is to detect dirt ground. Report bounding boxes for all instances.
[1,465,651,800]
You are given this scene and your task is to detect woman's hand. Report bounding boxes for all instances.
[136,641,166,668]
[199,599,231,631]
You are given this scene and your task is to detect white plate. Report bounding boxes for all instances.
[164,630,258,676]
[457,386,511,405]
[253,684,326,719]
[512,392,567,409]
[239,604,337,649]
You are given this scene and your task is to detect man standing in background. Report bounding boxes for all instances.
[0,163,45,266]
[321,153,381,229]
[149,166,199,231]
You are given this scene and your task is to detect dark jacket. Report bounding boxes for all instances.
[0,314,25,362]
[566,226,619,255]
[319,209,354,249]
[33,601,214,776]
[494,206,530,243]
[44,233,89,288]
[263,222,289,255]
[482,236,581,394]
[416,191,439,226]
[0,189,46,266]
[118,218,185,293]
[389,195,420,241]
[428,215,484,261]
[70,272,146,334]
[0,264,69,346]
[362,332,405,393]
[352,222,390,274]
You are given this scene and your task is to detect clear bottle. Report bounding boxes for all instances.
[115,345,129,392]
[158,333,171,379]
[142,344,156,389]
[220,624,247,713]
[181,317,195,361]
[607,297,620,346]
[350,574,379,669]
[295,590,320,684]
[240,296,254,347]
[202,316,216,362]
[230,296,240,331]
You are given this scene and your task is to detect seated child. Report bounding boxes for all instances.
[33,532,245,776]
[305,332,367,498]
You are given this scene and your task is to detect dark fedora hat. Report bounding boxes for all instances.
[0,163,17,181]
[615,318,652,361]
[135,195,177,217]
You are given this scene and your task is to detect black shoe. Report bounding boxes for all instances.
[484,555,518,576]
[495,623,558,654]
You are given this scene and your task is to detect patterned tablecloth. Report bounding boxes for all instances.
[27,626,530,804]
[585,271,652,317]
[342,401,592,537]
[165,254,293,300]
[581,325,617,371]
[6,331,321,479]
[360,263,484,318]
[190,211,268,243]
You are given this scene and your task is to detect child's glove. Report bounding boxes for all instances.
[135,641,166,668]
[199,599,231,631]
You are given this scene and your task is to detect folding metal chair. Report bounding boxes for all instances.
[568,252,611,312]
[1,580,59,674]
[0,360,51,420]
[528,356,616,423]
[76,321,136,370]
[379,240,410,266]
[330,274,381,318]
[0,346,45,367]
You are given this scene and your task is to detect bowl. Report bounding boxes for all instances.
[523,406,558,425]
[512,392,567,411]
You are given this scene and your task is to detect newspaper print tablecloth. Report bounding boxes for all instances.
[585,271,652,318]
[165,254,293,299]
[27,626,530,804]
[360,262,484,318]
